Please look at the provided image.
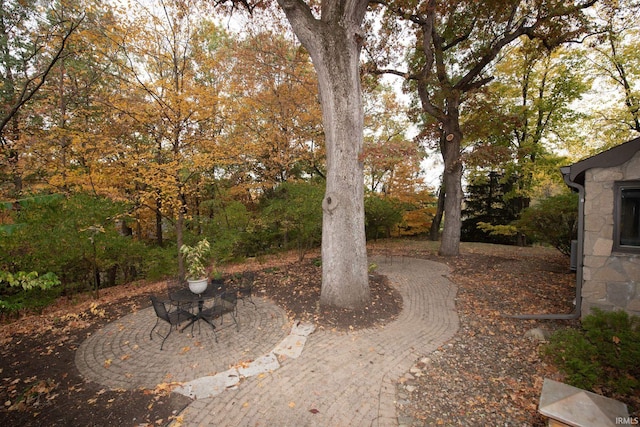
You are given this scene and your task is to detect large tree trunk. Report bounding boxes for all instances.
[315,27,369,308]
[438,110,463,257]
[278,0,370,309]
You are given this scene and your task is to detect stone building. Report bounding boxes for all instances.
[562,137,640,318]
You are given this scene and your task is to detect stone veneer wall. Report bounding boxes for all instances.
[582,150,640,318]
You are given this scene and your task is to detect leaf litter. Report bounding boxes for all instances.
[0,242,616,426]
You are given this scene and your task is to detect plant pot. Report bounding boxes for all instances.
[188,278,208,294]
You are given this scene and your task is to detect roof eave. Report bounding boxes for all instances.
[563,136,640,185]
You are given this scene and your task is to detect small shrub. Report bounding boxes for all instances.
[515,192,578,255]
[0,286,62,317]
[0,271,62,316]
[365,195,403,240]
[544,328,602,390]
[544,309,640,395]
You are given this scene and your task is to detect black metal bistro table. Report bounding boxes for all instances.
[169,285,219,333]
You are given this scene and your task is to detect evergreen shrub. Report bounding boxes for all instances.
[544,308,640,395]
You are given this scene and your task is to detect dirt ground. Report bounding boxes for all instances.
[0,240,636,426]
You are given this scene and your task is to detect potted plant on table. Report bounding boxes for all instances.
[180,239,211,294]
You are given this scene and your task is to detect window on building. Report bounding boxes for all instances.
[614,181,640,253]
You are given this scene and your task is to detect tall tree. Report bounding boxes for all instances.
[461,171,520,244]
[583,0,640,144]
[465,39,589,213]
[0,0,84,198]
[225,29,325,194]
[25,3,129,198]
[373,0,598,256]
[115,0,231,276]
[275,0,371,308]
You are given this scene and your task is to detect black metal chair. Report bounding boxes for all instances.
[149,295,190,350]
[236,272,256,308]
[166,277,195,315]
[210,278,226,297]
[201,291,239,331]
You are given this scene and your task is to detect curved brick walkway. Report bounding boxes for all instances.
[75,257,458,426]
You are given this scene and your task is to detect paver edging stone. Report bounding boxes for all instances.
[173,321,315,400]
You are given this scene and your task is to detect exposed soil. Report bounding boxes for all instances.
[0,241,636,426]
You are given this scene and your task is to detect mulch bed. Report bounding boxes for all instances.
[251,257,403,330]
[0,241,636,426]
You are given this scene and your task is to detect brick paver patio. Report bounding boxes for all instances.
[75,257,459,426]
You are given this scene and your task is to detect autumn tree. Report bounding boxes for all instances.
[0,0,84,198]
[465,39,589,216]
[113,0,233,276]
[23,3,131,198]
[581,0,640,144]
[372,0,598,256]
[362,85,434,236]
[224,28,325,194]
[362,86,418,193]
